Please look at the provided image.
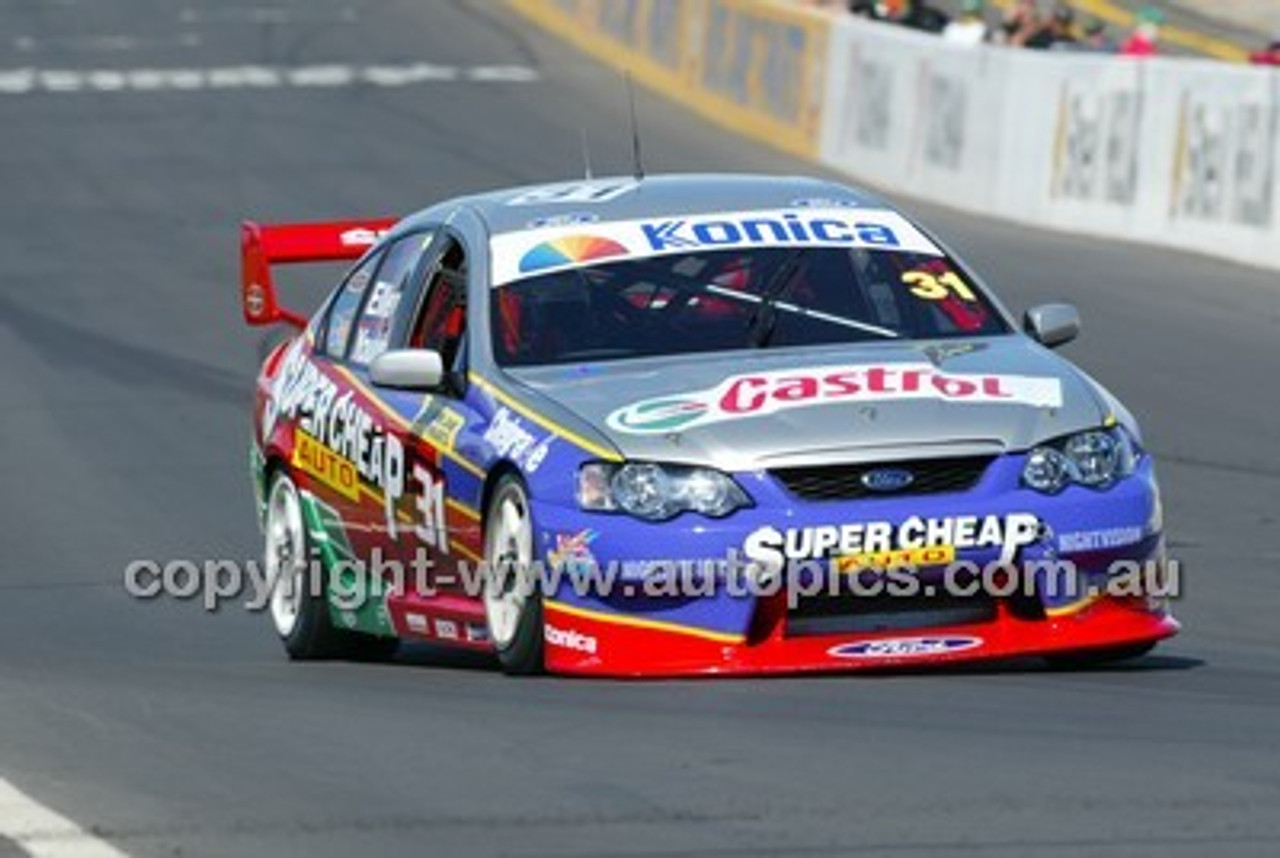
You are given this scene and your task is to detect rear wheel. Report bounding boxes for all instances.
[1045,641,1156,669]
[482,475,544,675]
[265,471,397,661]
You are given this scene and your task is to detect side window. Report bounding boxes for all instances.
[323,251,381,357]
[350,231,434,366]
[412,239,468,375]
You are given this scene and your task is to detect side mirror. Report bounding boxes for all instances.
[369,349,444,391]
[1023,303,1080,348]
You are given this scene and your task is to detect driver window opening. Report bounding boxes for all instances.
[412,239,468,375]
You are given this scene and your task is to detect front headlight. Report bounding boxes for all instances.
[577,462,752,521]
[1021,427,1139,494]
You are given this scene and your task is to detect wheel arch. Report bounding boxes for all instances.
[479,460,527,533]
[263,453,288,483]
[253,452,291,530]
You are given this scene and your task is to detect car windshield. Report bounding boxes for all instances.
[491,247,1010,367]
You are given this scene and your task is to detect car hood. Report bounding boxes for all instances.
[506,337,1111,471]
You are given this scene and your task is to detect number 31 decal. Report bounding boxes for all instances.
[412,464,448,554]
[903,270,977,302]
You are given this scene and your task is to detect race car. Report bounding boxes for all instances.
[243,174,1178,676]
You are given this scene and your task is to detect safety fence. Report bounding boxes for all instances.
[509,2,1280,270]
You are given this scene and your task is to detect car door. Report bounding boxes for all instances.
[376,231,492,644]
[301,229,436,635]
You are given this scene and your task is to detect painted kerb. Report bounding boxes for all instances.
[508,0,827,158]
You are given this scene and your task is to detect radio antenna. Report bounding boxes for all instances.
[625,71,644,181]
[579,128,593,180]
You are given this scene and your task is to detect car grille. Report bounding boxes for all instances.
[786,589,997,637]
[770,455,994,502]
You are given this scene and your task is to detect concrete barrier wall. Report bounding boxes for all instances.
[820,17,1280,268]
[510,3,1280,269]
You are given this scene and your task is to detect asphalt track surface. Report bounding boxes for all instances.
[1,2,1278,856]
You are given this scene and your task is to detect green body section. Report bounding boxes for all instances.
[298,490,397,639]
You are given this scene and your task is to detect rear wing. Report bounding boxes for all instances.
[240,218,397,327]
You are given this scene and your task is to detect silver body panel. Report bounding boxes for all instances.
[508,337,1109,472]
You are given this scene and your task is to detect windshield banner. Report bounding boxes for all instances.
[490,207,943,286]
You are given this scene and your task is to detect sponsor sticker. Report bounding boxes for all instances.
[340,227,388,247]
[415,399,465,451]
[607,363,1064,434]
[518,235,628,275]
[746,513,1041,571]
[526,212,600,229]
[245,283,266,318]
[351,317,393,364]
[545,624,598,655]
[548,529,599,570]
[833,545,957,573]
[292,428,361,502]
[483,407,552,472]
[1057,526,1144,553]
[363,279,403,318]
[490,207,942,285]
[791,197,862,208]
[348,270,370,293]
[828,636,983,659]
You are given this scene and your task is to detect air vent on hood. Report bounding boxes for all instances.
[787,588,998,637]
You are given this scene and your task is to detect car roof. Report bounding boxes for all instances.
[398,173,892,236]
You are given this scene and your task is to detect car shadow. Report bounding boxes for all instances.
[839,652,1206,680]
[388,641,502,673]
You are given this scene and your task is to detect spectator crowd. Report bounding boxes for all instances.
[846,1,1169,57]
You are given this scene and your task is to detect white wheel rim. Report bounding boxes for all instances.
[483,486,533,649]
[266,477,307,638]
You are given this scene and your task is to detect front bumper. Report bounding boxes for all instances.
[532,456,1179,677]
[543,596,1178,677]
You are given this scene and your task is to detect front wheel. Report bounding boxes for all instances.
[482,475,544,675]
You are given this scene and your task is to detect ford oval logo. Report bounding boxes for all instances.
[860,468,915,492]
[828,636,983,659]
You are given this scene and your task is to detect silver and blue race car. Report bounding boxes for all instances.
[243,174,1178,676]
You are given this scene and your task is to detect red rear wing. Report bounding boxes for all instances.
[240,218,397,327]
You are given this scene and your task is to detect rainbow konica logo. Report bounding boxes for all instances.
[517,234,629,274]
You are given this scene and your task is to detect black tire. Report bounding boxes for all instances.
[1045,641,1156,670]
[265,471,398,662]
[482,475,544,676]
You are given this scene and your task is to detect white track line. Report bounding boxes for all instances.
[0,777,130,858]
[0,62,539,95]
[11,34,203,53]
[179,7,359,25]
